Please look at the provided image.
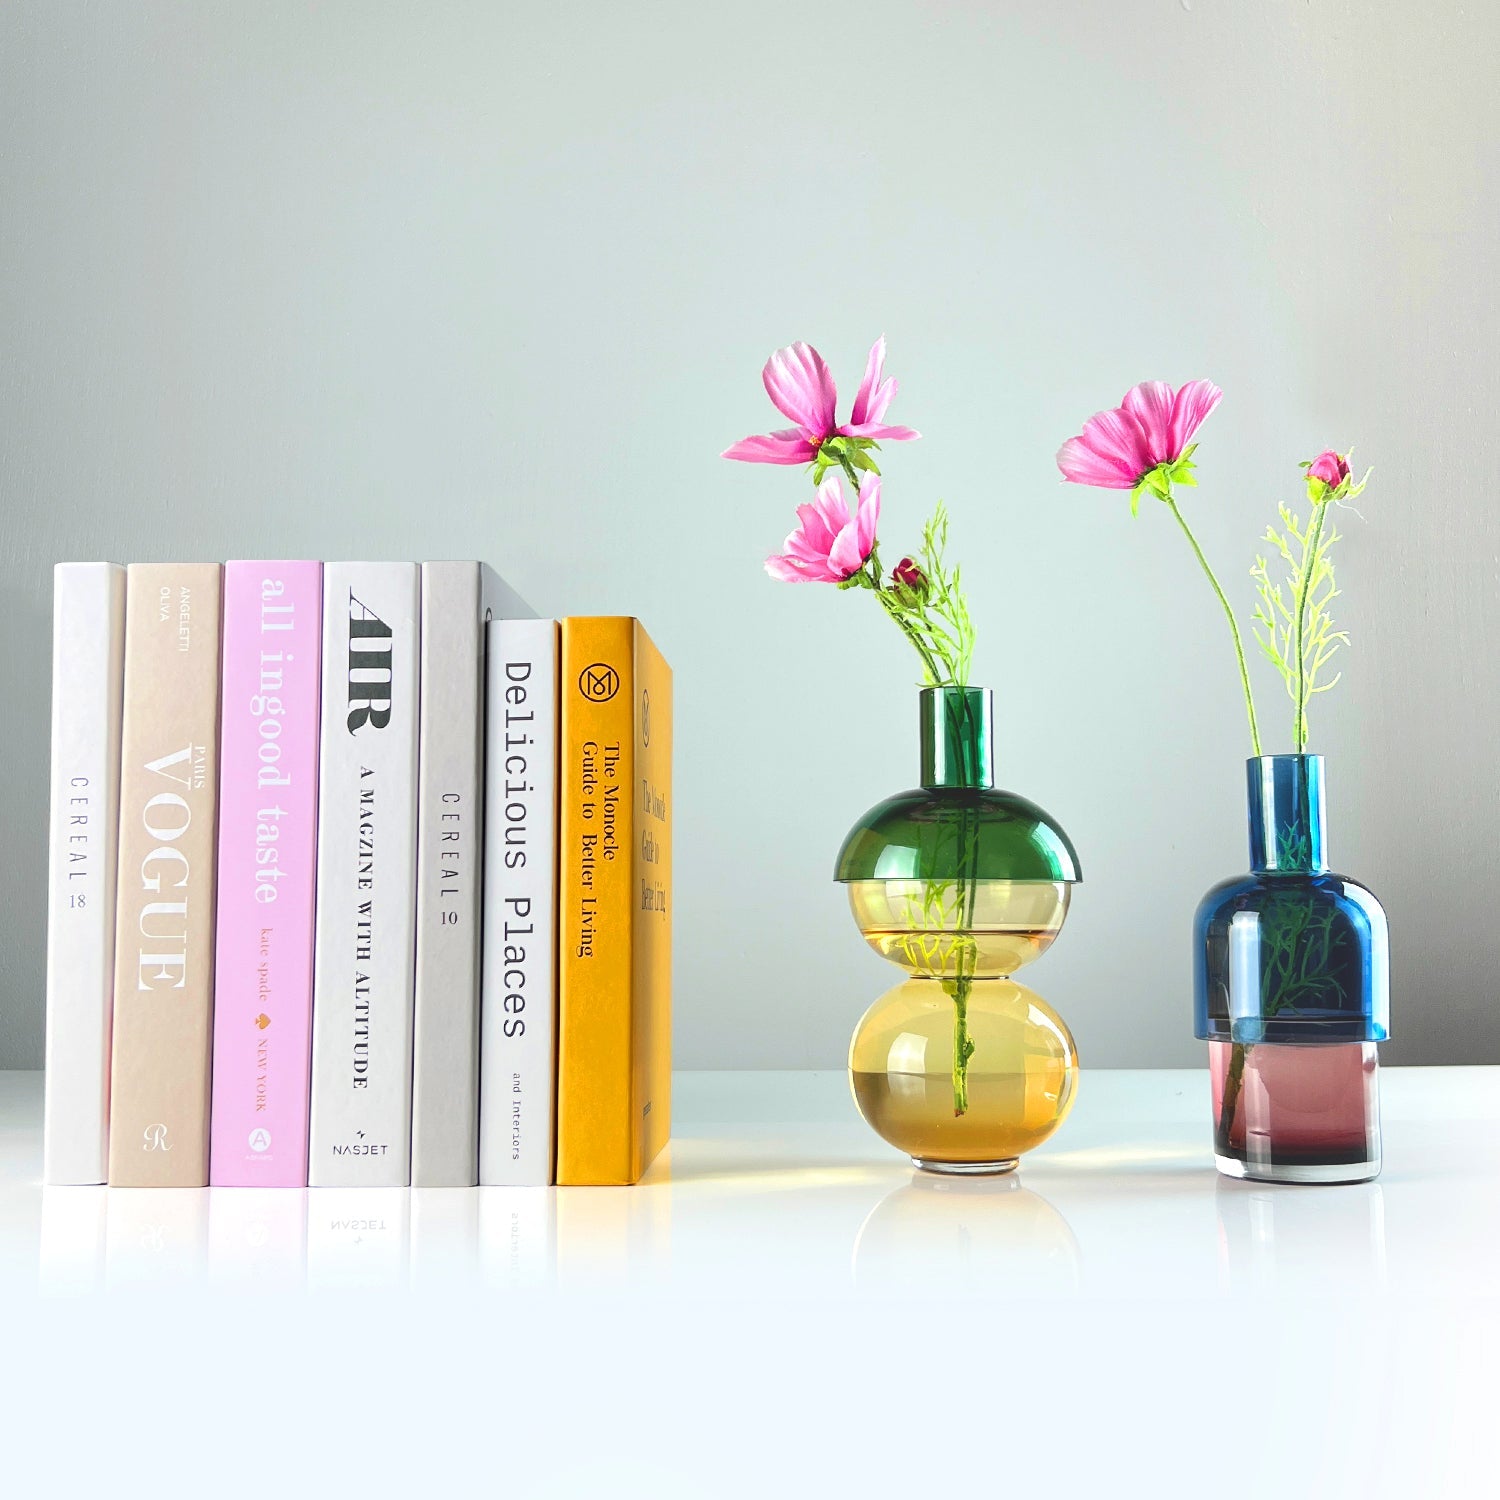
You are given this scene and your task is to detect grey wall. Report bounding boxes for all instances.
[3,1,1496,1070]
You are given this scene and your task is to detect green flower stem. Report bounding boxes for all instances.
[951,981,974,1115]
[1292,501,1329,754]
[1164,486,1263,1153]
[1165,495,1263,757]
[946,695,982,1116]
[876,587,946,684]
[834,453,863,493]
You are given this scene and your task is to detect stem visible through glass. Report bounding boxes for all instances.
[945,690,980,1116]
[1216,1041,1246,1152]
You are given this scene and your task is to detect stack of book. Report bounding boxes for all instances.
[43,561,672,1189]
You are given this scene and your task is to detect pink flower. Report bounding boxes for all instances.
[891,556,927,594]
[724,338,920,466]
[1308,450,1350,487]
[1056,380,1224,490]
[765,473,881,583]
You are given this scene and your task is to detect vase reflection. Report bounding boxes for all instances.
[852,1170,1079,1293]
[1214,1177,1387,1292]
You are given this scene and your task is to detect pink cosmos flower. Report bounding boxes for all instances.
[765,473,882,583]
[1056,380,1224,489]
[724,338,920,466]
[1308,449,1350,487]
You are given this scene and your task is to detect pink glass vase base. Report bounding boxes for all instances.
[1209,1040,1381,1185]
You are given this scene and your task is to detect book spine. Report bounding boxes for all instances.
[43,562,126,1185]
[556,618,637,1185]
[479,617,559,1185]
[107,563,224,1187]
[308,563,421,1187]
[410,562,484,1186]
[630,626,673,1180]
[209,562,323,1187]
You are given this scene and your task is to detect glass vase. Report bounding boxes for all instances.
[836,687,1082,1174]
[1194,755,1390,1184]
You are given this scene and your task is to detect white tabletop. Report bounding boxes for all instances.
[3,1066,1495,1497]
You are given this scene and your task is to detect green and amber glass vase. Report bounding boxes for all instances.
[835,687,1083,1174]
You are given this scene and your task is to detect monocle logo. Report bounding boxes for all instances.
[143,1123,171,1151]
[579,662,619,702]
[248,1127,272,1153]
[641,688,651,746]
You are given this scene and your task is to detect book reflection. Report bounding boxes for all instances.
[208,1188,307,1289]
[104,1187,209,1288]
[305,1188,410,1289]
[39,1186,107,1295]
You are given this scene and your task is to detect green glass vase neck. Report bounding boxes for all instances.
[919,687,994,790]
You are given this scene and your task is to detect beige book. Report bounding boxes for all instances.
[108,563,223,1186]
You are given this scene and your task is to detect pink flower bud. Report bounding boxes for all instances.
[892,557,927,595]
[1308,450,1351,487]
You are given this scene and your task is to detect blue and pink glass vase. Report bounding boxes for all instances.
[1194,755,1389,1183]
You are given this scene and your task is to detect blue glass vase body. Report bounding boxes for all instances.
[1194,756,1389,1183]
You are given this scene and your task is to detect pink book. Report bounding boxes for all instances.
[210,562,322,1186]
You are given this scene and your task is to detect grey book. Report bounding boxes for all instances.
[411,561,531,1186]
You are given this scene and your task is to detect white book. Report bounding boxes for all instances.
[479,616,559,1185]
[308,563,421,1187]
[43,562,126,1185]
[410,563,531,1186]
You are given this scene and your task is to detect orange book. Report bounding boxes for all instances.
[556,618,671,1185]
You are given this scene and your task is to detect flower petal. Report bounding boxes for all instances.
[1121,382,1178,466]
[1308,449,1346,485]
[1056,435,1138,489]
[722,429,818,465]
[766,550,840,582]
[762,343,837,440]
[790,502,836,555]
[837,421,920,441]
[827,520,866,579]
[1061,405,1153,487]
[766,553,818,582]
[854,473,881,558]
[811,473,852,536]
[850,338,889,426]
[1168,380,1223,456]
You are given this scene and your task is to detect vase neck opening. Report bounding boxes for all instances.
[920,687,994,790]
[1247,754,1328,874]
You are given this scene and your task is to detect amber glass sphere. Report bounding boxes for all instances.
[847,879,1070,978]
[849,976,1078,1172]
